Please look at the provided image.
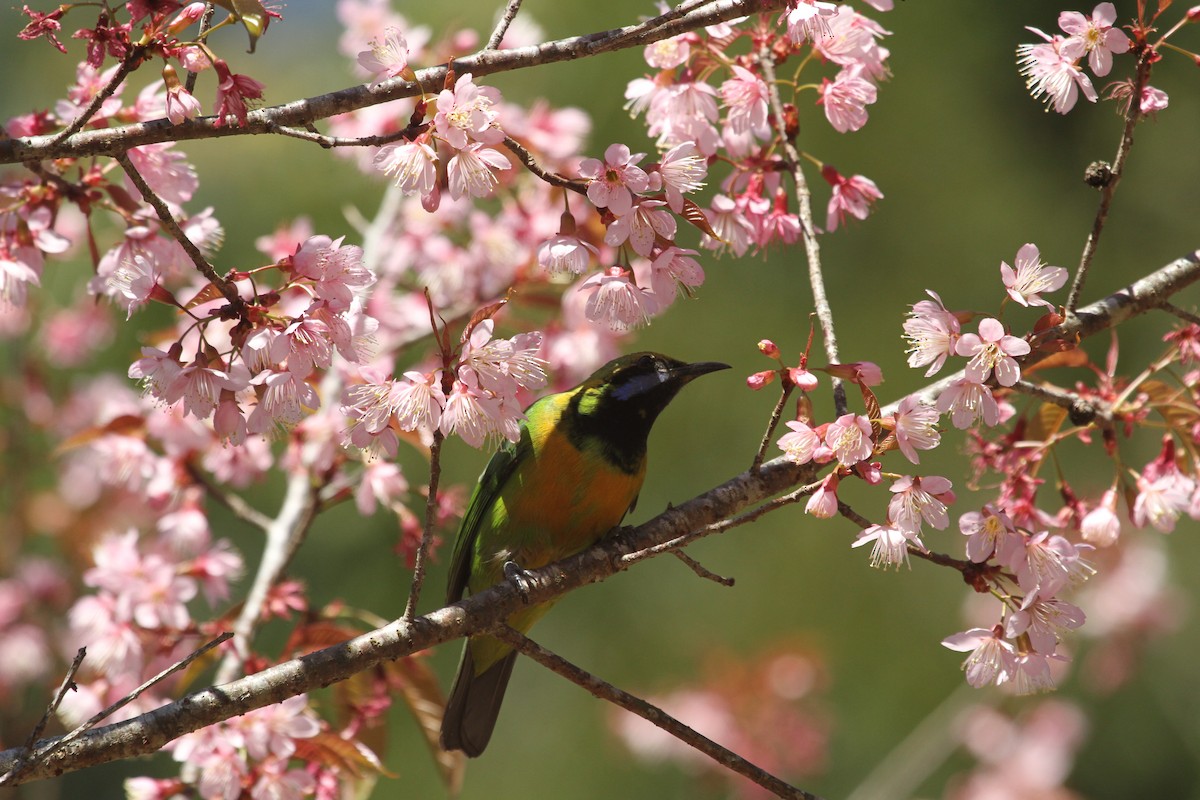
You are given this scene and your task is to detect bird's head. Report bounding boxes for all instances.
[567,353,730,459]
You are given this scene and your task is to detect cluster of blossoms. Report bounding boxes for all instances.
[341,316,548,455]
[757,241,1095,694]
[1017,1,1178,116]
[625,2,893,256]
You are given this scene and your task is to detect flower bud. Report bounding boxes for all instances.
[168,2,207,35]
[787,367,819,392]
[746,370,776,390]
[758,339,780,359]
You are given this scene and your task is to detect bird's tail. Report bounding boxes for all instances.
[440,639,517,757]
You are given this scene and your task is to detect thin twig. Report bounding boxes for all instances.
[0,633,231,787]
[621,474,820,569]
[758,46,847,416]
[1008,379,1110,426]
[491,626,821,800]
[404,429,445,623]
[213,432,323,684]
[501,136,589,193]
[601,0,716,51]
[115,152,246,316]
[486,0,525,50]
[1158,300,1200,327]
[753,382,794,469]
[672,549,735,586]
[50,45,147,145]
[185,3,218,95]
[264,122,422,149]
[2,648,89,783]
[1064,51,1154,314]
[185,461,274,530]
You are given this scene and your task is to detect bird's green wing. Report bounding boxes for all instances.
[445,434,527,604]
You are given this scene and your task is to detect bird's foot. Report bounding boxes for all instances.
[503,560,535,603]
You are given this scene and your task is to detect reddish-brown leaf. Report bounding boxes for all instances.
[680,197,719,239]
[185,281,228,309]
[389,656,465,795]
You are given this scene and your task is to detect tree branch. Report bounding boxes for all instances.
[758,45,847,416]
[491,626,819,800]
[1064,51,1154,314]
[2,0,787,165]
[115,152,246,316]
[0,248,1196,784]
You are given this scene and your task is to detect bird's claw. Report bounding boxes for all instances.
[503,560,534,603]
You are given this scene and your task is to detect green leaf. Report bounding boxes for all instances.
[211,0,270,53]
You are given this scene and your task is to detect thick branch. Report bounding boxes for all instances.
[1,248,1196,784]
[2,0,786,165]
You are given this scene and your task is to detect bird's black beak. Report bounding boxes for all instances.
[670,361,731,383]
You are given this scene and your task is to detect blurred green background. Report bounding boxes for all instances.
[4,1,1200,798]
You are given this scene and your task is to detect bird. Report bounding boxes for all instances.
[439,352,730,757]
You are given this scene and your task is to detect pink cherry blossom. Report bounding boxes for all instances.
[783,0,839,44]
[212,59,265,127]
[648,246,705,305]
[270,315,334,378]
[579,143,650,217]
[246,370,319,433]
[447,143,512,199]
[643,34,691,69]
[164,359,245,420]
[701,194,755,257]
[459,320,547,397]
[1132,472,1193,532]
[1001,242,1067,309]
[942,626,1016,688]
[1012,531,1094,598]
[655,141,707,213]
[824,413,874,467]
[439,379,505,447]
[604,199,676,257]
[720,65,771,142]
[805,474,839,519]
[959,505,1017,564]
[357,26,409,89]
[956,318,1030,387]
[891,395,941,464]
[537,232,597,274]
[888,475,954,534]
[1006,595,1085,655]
[375,137,438,199]
[823,167,883,231]
[818,65,877,133]
[1080,488,1121,546]
[1017,34,1097,114]
[778,419,821,464]
[104,254,162,318]
[1058,2,1129,77]
[1138,85,1169,115]
[814,6,892,81]
[238,694,321,760]
[578,266,659,331]
[937,377,1000,429]
[164,82,202,125]
[125,143,198,206]
[434,72,504,149]
[853,523,921,569]
[903,290,960,376]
